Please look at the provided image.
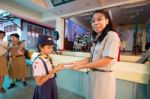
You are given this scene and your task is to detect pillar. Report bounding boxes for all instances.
[55,17,65,50]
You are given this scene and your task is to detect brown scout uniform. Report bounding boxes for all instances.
[0,41,8,76]
[8,41,27,80]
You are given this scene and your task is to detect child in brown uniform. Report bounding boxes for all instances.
[8,33,27,89]
[0,30,8,93]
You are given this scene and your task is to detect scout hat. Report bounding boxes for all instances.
[38,35,54,45]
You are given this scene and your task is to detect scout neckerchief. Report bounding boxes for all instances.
[47,56,57,77]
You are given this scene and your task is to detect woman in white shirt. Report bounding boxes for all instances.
[70,10,120,99]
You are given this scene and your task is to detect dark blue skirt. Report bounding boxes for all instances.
[33,77,58,99]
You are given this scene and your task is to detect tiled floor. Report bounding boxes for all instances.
[0,77,85,99]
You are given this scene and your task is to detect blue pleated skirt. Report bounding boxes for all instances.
[33,77,58,99]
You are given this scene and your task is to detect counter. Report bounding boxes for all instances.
[50,53,149,99]
[27,51,150,99]
[51,54,150,84]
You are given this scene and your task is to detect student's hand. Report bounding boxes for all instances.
[58,64,65,70]
[18,50,24,55]
[63,62,74,69]
[9,43,14,48]
[53,64,64,73]
[63,62,73,65]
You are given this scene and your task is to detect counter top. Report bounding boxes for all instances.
[114,62,150,84]
[62,51,141,62]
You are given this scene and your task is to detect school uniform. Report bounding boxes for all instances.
[32,35,58,99]
[88,31,120,99]
[8,41,27,80]
[32,55,58,99]
[0,40,8,76]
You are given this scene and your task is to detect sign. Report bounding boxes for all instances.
[51,0,75,7]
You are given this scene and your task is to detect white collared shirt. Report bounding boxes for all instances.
[91,31,120,71]
[32,57,53,76]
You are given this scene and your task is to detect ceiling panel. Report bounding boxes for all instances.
[48,0,101,16]
[97,0,127,6]
[73,2,150,30]
[110,3,150,24]
[4,0,150,29]
[12,0,46,13]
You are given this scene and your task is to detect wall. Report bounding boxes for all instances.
[65,19,89,42]
[0,19,22,41]
[116,24,147,51]
[70,18,90,31]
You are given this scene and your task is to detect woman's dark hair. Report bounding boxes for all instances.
[145,42,150,50]
[10,33,20,39]
[91,10,114,43]
[0,30,6,36]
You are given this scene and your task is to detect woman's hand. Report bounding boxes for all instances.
[71,66,82,70]
[70,62,84,70]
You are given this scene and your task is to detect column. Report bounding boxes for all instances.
[21,21,28,49]
[56,17,65,50]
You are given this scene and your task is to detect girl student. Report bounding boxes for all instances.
[32,35,64,99]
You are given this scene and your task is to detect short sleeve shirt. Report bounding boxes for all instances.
[91,31,120,70]
[32,57,53,76]
[0,40,8,56]
[31,52,40,62]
